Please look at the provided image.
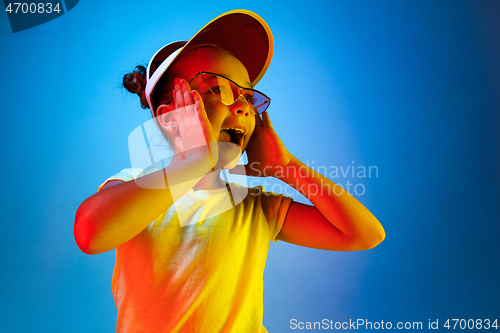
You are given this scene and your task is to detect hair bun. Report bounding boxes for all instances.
[123,74,140,94]
[123,66,149,109]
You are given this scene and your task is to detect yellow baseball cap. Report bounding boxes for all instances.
[145,9,274,112]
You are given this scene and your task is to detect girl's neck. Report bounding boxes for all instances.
[169,147,227,191]
[193,170,226,191]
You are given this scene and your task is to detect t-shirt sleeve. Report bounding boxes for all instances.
[97,168,144,192]
[257,187,294,242]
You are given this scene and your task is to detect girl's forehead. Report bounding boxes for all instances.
[173,47,252,87]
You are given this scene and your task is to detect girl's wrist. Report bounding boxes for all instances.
[168,147,216,177]
[274,154,300,183]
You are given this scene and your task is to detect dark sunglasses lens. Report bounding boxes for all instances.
[252,92,270,114]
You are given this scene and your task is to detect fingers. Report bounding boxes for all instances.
[254,113,264,127]
[174,79,199,133]
[182,80,195,106]
[174,78,195,109]
[192,90,206,117]
[173,79,183,109]
[192,89,214,142]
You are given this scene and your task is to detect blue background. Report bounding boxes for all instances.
[1,0,499,331]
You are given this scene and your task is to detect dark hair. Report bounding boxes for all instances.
[122,64,175,116]
[123,65,149,109]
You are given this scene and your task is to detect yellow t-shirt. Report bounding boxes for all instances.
[98,169,293,333]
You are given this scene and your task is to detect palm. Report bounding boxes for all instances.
[243,112,293,177]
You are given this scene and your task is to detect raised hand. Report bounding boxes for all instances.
[235,111,293,178]
[171,78,218,163]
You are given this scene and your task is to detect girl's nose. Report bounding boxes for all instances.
[230,96,253,116]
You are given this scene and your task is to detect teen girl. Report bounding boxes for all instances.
[74,10,385,333]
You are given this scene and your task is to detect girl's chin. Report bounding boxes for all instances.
[216,142,242,170]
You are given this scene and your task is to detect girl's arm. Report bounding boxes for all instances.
[74,151,213,255]
[238,112,385,251]
[75,82,216,255]
[276,157,385,251]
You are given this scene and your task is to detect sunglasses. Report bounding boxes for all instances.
[189,72,271,114]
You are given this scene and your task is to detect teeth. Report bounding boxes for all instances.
[222,127,245,134]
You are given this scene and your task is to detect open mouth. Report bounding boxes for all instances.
[219,127,245,146]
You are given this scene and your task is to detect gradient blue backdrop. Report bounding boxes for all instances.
[1,0,499,332]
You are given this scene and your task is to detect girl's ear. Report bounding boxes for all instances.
[156,104,178,134]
